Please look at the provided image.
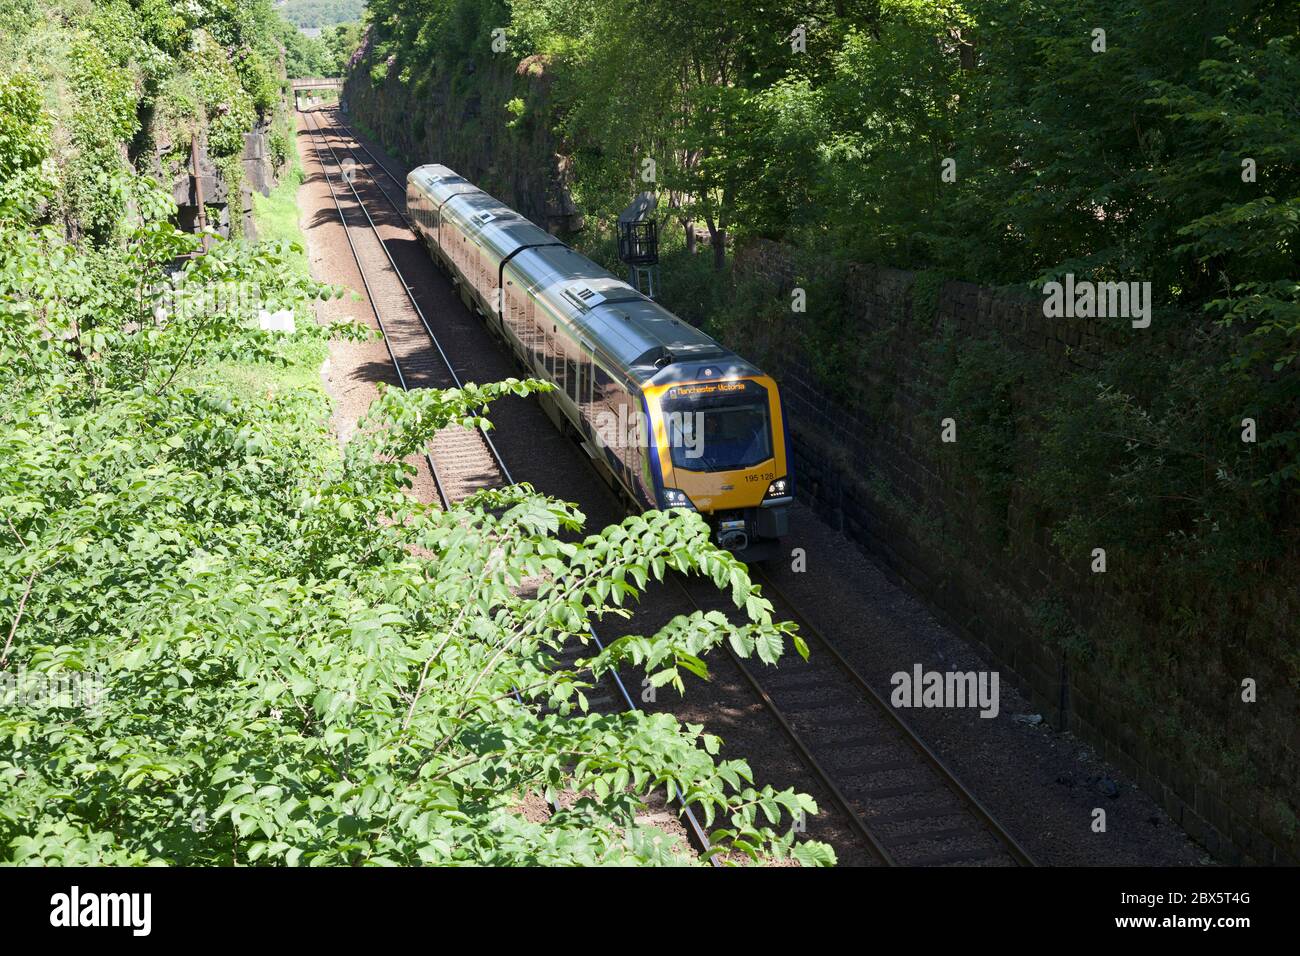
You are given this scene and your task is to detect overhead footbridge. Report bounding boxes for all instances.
[291,78,344,92]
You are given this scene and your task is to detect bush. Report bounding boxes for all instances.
[0,13,831,859]
[0,186,828,864]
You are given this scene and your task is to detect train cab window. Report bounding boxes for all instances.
[663,381,773,473]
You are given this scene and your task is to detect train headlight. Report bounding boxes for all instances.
[765,478,790,498]
[663,488,695,510]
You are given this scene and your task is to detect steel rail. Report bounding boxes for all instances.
[304,108,515,492]
[668,574,896,865]
[327,114,413,224]
[302,107,452,508]
[320,106,1031,867]
[301,106,720,865]
[751,567,1037,867]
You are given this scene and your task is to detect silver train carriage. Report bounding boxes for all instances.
[405,164,793,558]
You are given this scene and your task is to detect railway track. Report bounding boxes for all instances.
[306,105,1033,867]
[675,568,1035,866]
[300,105,717,862]
[302,106,502,506]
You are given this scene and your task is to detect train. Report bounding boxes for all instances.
[405,164,792,560]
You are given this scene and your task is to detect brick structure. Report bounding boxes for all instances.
[733,239,1298,865]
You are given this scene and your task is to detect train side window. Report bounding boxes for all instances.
[577,342,593,410]
[591,363,616,447]
[634,398,654,503]
[611,378,635,468]
[514,291,527,338]
[513,292,526,344]
[533,324,544,365]
[525,299,538,358]
[589,369,605,442]
[557,340,572,396]
[544,326,557,378]
[593,363,613,405]
[625,429,642,491]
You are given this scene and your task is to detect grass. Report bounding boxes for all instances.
[251,150,310,277]
[210,142,331,403]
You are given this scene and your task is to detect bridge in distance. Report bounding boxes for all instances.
[291,78,344,91]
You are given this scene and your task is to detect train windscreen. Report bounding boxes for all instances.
[663,380,773,473]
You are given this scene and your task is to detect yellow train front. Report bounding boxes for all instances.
[405,163,793,561]
[643,368,792,560]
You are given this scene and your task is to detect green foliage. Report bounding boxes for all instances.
[63,33,141,242]
[1032,598,1091,661]
[909,271,946,328]
[0,190,828,862]
[3,0,307,247]
[1029,332,1282,587]
[233,47,281,116]
[504,96,526,129]
[190,31,257,158]
[0,72,54,222]
[939,335,1027,538]
[278,17,350,79]
[0,18,831,863]
[279,0,366,30]
[323,21,366,74]
[1146,33,1300,404]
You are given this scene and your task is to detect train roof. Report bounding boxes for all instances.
[407,164,766,387]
